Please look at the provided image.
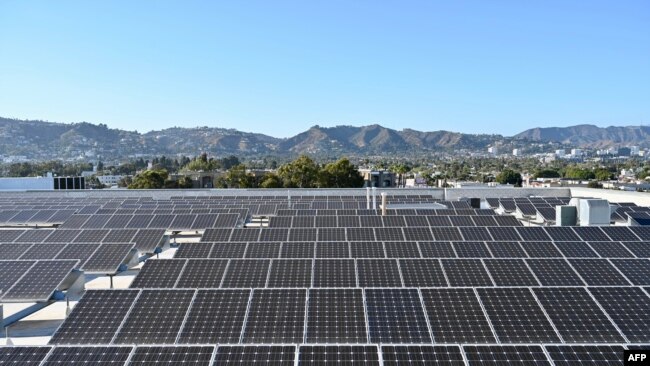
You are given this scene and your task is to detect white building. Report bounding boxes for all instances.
[571,149,583,157]
[488,146,499,155]
[512,149,520,156]
[555,149,565,156]
[97,175,125,187]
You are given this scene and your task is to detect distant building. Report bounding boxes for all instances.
[571,148,583,157]
[0,174,86,190]
[488,146,499,155]
[359,169,395,188]
[512,149,520,156]
[555,149,565,156]
[97,175,125,187]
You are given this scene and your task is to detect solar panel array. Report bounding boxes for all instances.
[3,193,650,365]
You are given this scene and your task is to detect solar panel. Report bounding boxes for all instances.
[72,229,109,243]
[298,345,379,365]
[14,229,54,243]
[0,230,27,242]
[478,287,560,342]
[45,229,81,243]
[147,214,175,229]
[520,241,563,258]
[0,260,36,295]
[365,288,431,343]
[50,289,140,344]
[288,228,317,242]
[463,345,551,366]
[102,229,138,243]
[269,216,293,228]
[221,259,270,288]
[526,259,584,286]
[242,289,306,343]
[537,207,557,221]
[201,228,232,242]
[382,345,464,366]
[418,242,457,258]
[259,229,289,242]
[81,214,113,229]
[191,210,219,230]
[41,346,132,366]
[569,259,631,285]
[610,259,650,285]
[544,227,580,242]
[230,228,261,242]
[0,346,52,365]
[306,289,367,343]
[293,216,315,227]
[177,289,250,343]
[128,346,213,365]
[588,287,650,343]
[18,243,66,260]
[360,216,383,227]
[486,227,522,241]
[317,228,347,241]
[245,242,281,258]
[545,345,626,366]
[493,215,522,226]
[453,241,492,258]
[554,241,599,258]
[471,215,498,227]
[176,259,228,288]
[431,227,462,241]
[346,228,376,241]
[516,227,552,241]
[313,259,357,287]
[79,243,133,274]
[442,259,493,286]
[103,214,134,229]
[357,259,403,287]
[131,229,165,253]
[384,241,421,258]
[316,242,350,258]
[280,242,315,258]
[351,241,385,258]
[420,288,495,343]
[572,226,610,241]
[427,216,452,226]
[2,259,78,302]
[267,259,312,287]
[59,215,91,229]
[125,215,153,229]
[630,226,650,240]
[485,241,525,258]
[601,226,640,241]
[588,241,634,258]
[449,216,475,226]
[114,289,195,344]
[404,215,429,227]
[130,259,187,288]
[210,242,247,258]
[337,216,360,227]
[175,242,214,258]
[315,215,337,228]
[214,345,294,365]
[484,259,540,286]
[533,287,626,343]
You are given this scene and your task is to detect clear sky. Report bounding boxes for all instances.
[1,1,648,138]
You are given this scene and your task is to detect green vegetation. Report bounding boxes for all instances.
[495,169,522,186]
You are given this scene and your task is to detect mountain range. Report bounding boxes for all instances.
[0,117,647,162]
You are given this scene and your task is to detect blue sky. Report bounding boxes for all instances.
[0,1,648,137]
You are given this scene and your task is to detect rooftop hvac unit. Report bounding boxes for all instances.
[578,199,610,226]
[556,205,577,226]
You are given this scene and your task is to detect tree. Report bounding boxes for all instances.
[533,169,560,179]
[594,168,613,181]
[564,166,595,180]
[128,169,168,189]
[225,164,255,188]
[277,155,319,188]
[495,169,522,186]
[587,181,603,189]
[260,172,283,188]
[177,176,194,188]
[318,158,364,188]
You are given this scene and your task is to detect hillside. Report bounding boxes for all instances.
[1,117,648,162]
[514,124,650,148]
